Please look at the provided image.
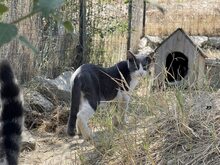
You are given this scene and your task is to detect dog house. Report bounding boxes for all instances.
[154,28,207,87]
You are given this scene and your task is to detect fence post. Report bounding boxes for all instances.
[142,0,146,37]
[127,0,145,54]
[127,0,132,52]
[74,0,87,67]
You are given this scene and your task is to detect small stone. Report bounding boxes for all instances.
[21,130,36,152]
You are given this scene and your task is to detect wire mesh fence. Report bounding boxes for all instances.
[83,0,129,65]
[0,0,130,83]
[0,0,80,82]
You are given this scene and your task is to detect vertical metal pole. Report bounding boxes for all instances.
[127,0,132,52]
[142,0,146,37]
[76,0,87,66]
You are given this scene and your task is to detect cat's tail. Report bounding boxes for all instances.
[0,60,24,165]
[67,77,81,136]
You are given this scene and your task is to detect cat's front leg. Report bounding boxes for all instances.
[113,92,130,127]
[121,93,130,124]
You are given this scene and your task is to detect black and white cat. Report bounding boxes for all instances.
[0,60,24,165]
[67,51,152,140]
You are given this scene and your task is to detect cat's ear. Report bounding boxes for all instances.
[127,50,136,61]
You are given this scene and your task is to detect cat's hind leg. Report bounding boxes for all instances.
[67,78,81,136]
[77,98,95,140]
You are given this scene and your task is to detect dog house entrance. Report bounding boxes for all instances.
[166,52,188,82]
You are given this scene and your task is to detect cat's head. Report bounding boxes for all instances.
[127,50,153,77]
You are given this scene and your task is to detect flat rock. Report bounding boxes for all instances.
[34,71,73,104]
[207,37,220,49]
[145,35,163,48]
[25,90,54,112]
[138,46,154,55]
[190,36,208,47]
[21,130,36,152]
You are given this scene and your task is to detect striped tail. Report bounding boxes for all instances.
[0,60,24,165]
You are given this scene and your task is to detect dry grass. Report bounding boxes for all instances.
[141,90,220,164]
[204,49,220,58]
[146,0,220,36]
[20,77,220,164]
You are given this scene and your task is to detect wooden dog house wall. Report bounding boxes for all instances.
[154,28,207,87]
